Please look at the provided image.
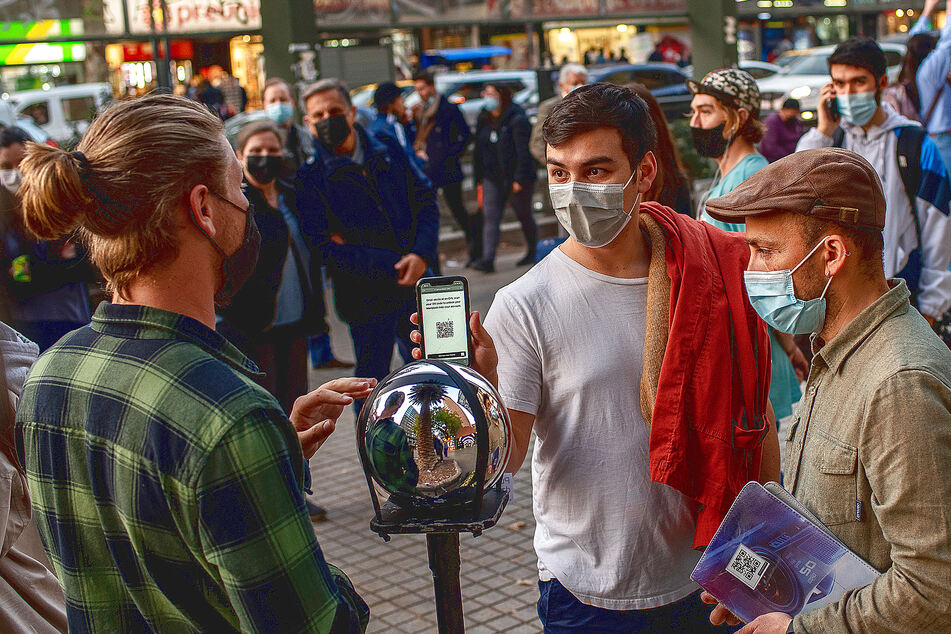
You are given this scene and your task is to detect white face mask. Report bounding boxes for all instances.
[549,170,640,248]
[0,169,21,194]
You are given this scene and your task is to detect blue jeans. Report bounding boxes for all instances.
[538,579,732,633]
[348,309,415,413]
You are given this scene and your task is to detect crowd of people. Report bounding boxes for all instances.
[0,3,949,631]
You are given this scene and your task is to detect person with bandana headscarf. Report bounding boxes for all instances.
[688,69,808,424]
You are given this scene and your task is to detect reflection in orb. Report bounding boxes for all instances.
[360,361,512,507]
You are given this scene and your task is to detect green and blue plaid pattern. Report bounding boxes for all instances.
[16,302,368,633]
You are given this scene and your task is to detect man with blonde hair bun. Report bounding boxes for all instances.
[15,92,372,632]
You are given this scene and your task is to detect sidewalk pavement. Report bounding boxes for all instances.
[307,248,543,633]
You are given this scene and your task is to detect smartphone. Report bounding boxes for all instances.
[416,275,472,366]
[825,94,839,120]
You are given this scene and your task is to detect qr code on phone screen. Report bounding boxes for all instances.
[436,320,454,339]
[726,544,769,590]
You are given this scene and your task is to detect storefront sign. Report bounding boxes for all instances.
[104,0,262,34]
[0,42,85,65]
[0,19,84,42]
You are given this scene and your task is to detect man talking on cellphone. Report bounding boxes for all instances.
[414,83,779,632]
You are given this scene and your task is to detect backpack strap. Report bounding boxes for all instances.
[831,126,845,148]
[896,125,927,251]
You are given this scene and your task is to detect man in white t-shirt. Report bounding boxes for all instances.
[413,83,779,632]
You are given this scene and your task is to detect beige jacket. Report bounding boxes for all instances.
[529,95,561,166]
[786,281,951,633]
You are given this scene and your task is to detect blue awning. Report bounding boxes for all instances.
[423,46,512,61]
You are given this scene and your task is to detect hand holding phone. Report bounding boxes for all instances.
[817,82,839,137]
[416,276,473,366]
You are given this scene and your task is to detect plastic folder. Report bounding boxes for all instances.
[690,481,879,624]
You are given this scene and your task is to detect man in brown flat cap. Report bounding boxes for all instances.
[702,147,951,634]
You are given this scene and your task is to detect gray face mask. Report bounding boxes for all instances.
[549,171,640,248]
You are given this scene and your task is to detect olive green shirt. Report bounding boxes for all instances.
[785,280,951,633]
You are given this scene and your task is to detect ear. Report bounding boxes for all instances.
[187,183,217,239]
[346,105,357,125]
[822,234,850,277]
[636,151,658,194]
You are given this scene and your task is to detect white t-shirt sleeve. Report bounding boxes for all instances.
[483,289,543,416]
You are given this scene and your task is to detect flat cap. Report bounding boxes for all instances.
[705,147,885,231]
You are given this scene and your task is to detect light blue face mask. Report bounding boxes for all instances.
[836,91,877,127]
[483,96,500,112]
[744,239,836,335]
[266,102,294,125]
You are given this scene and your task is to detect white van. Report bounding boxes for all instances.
[4,83,112,146]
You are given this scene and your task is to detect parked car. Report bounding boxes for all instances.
[756,43,905,120]
[739,60,782,80]
[588,63,693,121]
[434,69,538,128]
[3,83,112,147]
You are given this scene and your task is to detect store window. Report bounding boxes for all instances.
[63,96,96,122]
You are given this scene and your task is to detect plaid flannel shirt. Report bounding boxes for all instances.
[15,303,368,633]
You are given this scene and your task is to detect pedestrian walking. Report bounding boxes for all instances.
[471,82,536,272]
[415,83,778,632]
[705,147,951,634]
[689,68,807,422]
[14,92,372,632]
[296,79,438,390]
[626,82,692,214]
[412,72,477,263]
[797,36,951,326]
[760,98,805,163]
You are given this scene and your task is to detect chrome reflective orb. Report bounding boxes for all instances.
[358,360,512,508]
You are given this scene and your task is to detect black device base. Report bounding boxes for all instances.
[369,487,508,542]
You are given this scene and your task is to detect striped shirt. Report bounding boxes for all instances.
[16,302,368,633]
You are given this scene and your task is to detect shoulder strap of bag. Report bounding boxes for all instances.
[896,125,927,250]
[923,74,951,126]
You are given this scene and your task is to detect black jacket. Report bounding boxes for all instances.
[217,178,323,340]
[420,95,471,188]
[473,103,535,189]
[296,125,439,323]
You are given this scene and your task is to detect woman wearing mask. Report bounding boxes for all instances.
[626,82,692,214]
[217,120,320,414]
[688,69,808,423]
[0,126,95,351]
[471,82,537,273]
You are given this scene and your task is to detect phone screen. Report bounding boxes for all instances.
[419,279,470,365]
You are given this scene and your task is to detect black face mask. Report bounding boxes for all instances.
[194,190,262,306]
[246,155,283,184]
[314,114,351,149]
[691,123,729,159]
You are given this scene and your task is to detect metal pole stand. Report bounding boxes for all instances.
[368,488,508,634]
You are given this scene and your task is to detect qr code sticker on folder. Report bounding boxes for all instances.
[726,544,770,590]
